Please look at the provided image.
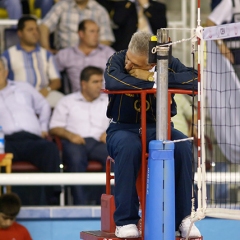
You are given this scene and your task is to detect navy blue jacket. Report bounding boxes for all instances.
[104,50,198,124]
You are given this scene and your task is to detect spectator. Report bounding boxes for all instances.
[0,57,61,205]
[104,31,201,238]
[206,0,239,69]
[2,15,63,108]
[50,66,109,205]
[97,0,167,51]
[55,19,115,92]
[0,193,32,240]
[39,0,115,51]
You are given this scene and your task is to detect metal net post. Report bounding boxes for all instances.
[156,29,170,141]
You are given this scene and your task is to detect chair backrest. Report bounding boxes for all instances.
[4,28,19,51]
[60,71,72,95]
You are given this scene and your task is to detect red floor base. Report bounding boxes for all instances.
[80,231,203,240]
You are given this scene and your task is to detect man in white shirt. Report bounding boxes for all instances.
[0,57,61,205]
[50,66,109,204]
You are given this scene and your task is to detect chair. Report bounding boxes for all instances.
[11,161,39,172]
[60,71,72,95]
[0,8,8,19]
[29,0,41,18]
[0,153,13,195]
[4,28,19,51]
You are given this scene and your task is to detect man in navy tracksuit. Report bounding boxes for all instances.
[104,31,201,238]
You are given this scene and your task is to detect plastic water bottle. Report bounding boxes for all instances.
[0,126,5,154]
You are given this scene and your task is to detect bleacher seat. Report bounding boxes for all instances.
[4,28,19,50]
[0,8,8,18]
[12,161,39,172]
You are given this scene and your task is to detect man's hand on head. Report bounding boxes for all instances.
[129,69,153,81]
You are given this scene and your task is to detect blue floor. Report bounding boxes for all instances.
[17,207,240,240]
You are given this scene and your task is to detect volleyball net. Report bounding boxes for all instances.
[158,22,240,222]
[200,22,240,220]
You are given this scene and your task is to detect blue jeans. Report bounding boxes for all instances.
[62,137,108,205]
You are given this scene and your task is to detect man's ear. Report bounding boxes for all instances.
[78,30,83,39]
[17,30,22,39]
[80,80,86,90]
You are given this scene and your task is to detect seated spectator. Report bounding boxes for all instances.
[50,66,109,205]
[0,193,32,240]
[2,15,63,108]
[0,57,61,205]
[39,0,115,51]
[55,19,115,92]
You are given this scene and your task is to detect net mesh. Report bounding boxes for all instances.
[203,37,240,210]
[164,24,240,219]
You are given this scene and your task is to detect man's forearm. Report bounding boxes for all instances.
[39,24,50,50]
[206,18,216,27]
[49,127,72,140]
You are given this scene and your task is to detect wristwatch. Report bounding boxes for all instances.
[46,86,52,92]
[147,74,154,82]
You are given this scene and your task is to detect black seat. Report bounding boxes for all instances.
[4,28,19,51]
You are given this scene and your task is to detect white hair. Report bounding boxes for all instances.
[128,31,153,57]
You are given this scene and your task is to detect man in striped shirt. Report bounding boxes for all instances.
[39,0,115,51]
[2,15,63,108]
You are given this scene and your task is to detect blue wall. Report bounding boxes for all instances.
[19,219,100,240]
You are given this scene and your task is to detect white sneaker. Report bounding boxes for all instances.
[179,217,201,238]
[115,224,140,238]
